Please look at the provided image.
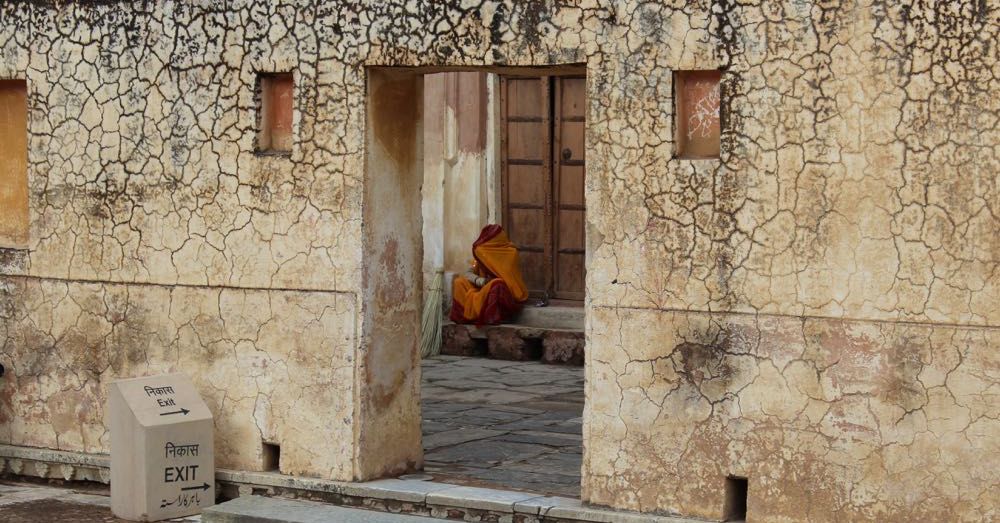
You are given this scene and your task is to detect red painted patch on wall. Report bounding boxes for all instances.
[674,70,721,159]
[258,73,294,153]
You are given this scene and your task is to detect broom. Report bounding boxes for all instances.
[420,270,445,358]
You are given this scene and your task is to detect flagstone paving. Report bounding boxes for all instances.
[420,355,584,497]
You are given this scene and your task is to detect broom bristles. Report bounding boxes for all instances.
[420,270,445,358]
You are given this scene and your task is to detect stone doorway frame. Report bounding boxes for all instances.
[360,65,590,487]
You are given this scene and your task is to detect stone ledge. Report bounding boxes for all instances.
[203,495,452,522]
[424,484,538,513]
[0,444,110,468]
[515,306,585,330]
[0,444,111,484]
[0,445,709,523]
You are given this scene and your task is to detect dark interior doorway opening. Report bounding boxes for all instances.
[724,476,749,522]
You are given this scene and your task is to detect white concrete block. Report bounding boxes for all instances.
[108,373,215,521]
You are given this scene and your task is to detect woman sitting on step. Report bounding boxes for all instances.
[449,224,528,326]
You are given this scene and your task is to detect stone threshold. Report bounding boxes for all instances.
[0,445,707,523]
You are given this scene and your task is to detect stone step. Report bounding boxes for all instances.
[202,476,703,523]
[203,495,450,522]
[441,321,584,365]
[0,444,702,523]
[514,305,584,330]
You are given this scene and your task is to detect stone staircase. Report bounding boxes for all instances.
[441,306,585,365]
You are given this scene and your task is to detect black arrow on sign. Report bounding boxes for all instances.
[182,482,211,492]
[159,408,190,416]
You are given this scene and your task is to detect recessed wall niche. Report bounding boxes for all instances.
[674,70,721,159]
[256,72,294,154]
[0,79,29,248]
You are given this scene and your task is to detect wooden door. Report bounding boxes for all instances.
[500,74,585,301]
[500,77,550,297]
[552,76,586,300]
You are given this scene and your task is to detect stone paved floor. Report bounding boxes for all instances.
[420,355,584,498]
[0,480,201,522]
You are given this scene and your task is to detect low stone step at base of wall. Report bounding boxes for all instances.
[203,495,451,522]
[214,471,706,523]
[441,322,585,365]
[0,445,708,523]
[0,445,110,485]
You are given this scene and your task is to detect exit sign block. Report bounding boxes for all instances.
[108,373,215,521]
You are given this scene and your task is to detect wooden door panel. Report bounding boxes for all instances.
[509,208,546,292]
[557,165,584,206]
[508,165,546,205]
[501,76,551,298]
[552,76,586,300]
[556,253,585,296]
[518,251,546,292]
[556,209,585,249]
[502,74,584,301]
[506,78,544,117]
[508,208,546,247]
[507,122,544,159]
[555,206,585,300]
[559,77,586,117]
[560,121,585,159]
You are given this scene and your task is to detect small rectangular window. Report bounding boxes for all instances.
[0,79,28,248]
[674,70,721,159]
[256,73,294,154]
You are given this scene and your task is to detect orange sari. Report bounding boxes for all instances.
[450,225,528,325]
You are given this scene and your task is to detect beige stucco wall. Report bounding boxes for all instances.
[0,2,367,479]
[0,2,996,521]
[359,69,424,478]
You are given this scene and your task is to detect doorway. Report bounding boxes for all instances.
[499,73,586,303]
[365,66,588,497]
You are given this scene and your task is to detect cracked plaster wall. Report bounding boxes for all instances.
[0,1,996,521]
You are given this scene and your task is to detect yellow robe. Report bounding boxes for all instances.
[450,226,528,324]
